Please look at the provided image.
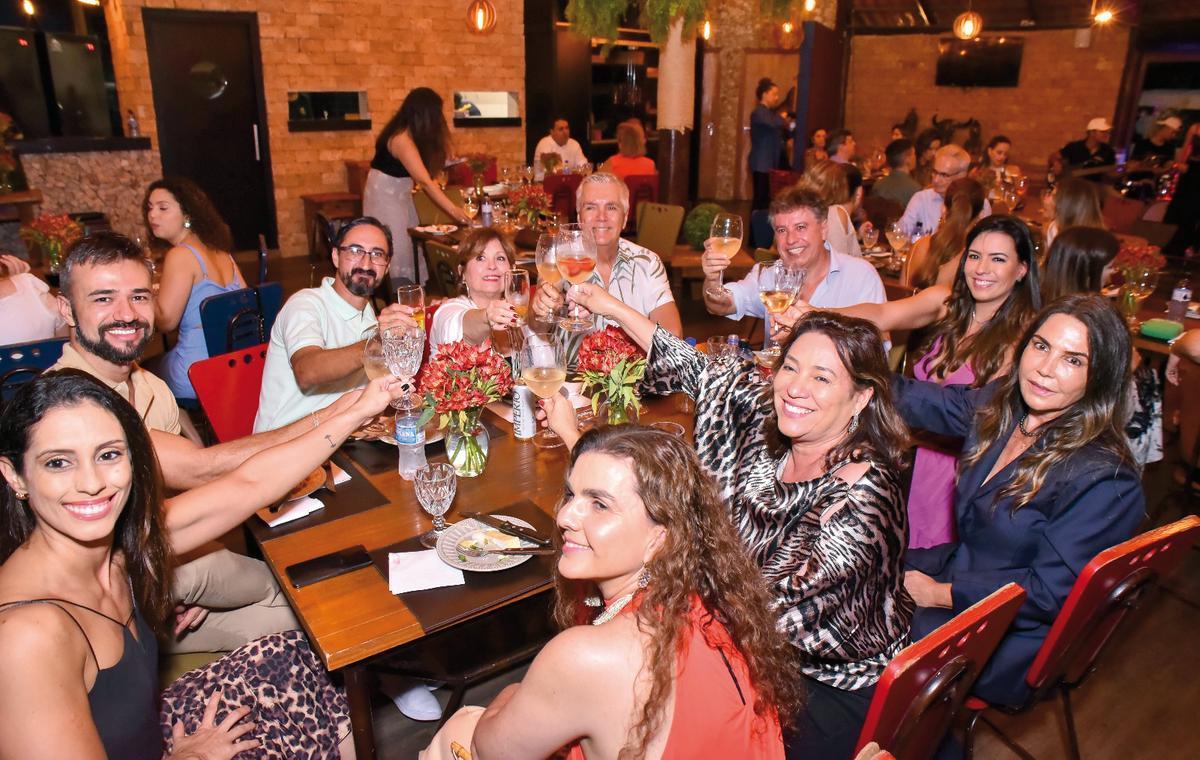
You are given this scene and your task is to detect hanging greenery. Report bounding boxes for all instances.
[566,0,801,45]
[642,0,707,41]
[564,0,628,45]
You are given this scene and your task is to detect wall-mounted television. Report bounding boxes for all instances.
[936,37,1024,88]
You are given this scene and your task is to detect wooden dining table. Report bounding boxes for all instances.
[251,395,694,759]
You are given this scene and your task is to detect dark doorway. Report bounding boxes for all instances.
[144,9,276,250]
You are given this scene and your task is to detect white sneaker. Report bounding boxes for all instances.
[389,683,443,722]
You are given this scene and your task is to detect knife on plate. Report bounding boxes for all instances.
[462,512,551,547]
[474,547,556,556]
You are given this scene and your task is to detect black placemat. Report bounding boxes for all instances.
[341,417,506,475]
[249,452,392,542]
[368,499,555,634]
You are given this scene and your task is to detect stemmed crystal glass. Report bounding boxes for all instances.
[382,324,425,410]
[415,462,457,548]
[363,331,390,382]
[860,221,879,251]
[555,224,598,331]
[758,261,804,353]
[705,213,743,298]
[535,233,565,323]
[519,327,568,449]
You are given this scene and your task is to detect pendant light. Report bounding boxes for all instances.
[953,5,983,40]
[466,0,497,35]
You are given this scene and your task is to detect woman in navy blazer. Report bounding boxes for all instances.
[893,294,1145,706]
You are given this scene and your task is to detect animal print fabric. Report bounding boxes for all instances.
[646,327,913,690]
[159,630,350,758]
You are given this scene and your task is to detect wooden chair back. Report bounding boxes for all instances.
[543,173,584,221]
[622,173,659,234]
[424,240,462,298]
[635,202,685,259]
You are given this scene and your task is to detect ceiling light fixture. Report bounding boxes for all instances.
[953,9,983,40]
[1094,9,1114,23]
[804,0,816,12]
[466,0,496,35]
[21,0,35,15]
[77,0,101,6]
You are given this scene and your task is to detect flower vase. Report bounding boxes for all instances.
[596,396,639,426]
[447,414,490,477]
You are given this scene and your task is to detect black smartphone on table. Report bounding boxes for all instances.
[286,545,372,589]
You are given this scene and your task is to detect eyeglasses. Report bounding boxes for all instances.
[932,168,965,181]
[338,244,390,262]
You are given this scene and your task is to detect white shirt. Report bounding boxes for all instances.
[724,248,886,322]
[253,277,376,432]
[826,205,862,258]
[428,295,478,354]
[0,273,64,344]
[587,239,675,328]
[533,136,588,180]
[898,187,992,237]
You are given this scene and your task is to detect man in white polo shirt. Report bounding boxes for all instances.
[255,217,415,432]
[703,186,885,342]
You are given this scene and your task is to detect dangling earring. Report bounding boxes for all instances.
[637,567,651,589]
[847,413,860,435]
[184,218,192,230]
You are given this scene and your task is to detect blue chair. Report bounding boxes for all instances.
[1,338,68,401]
[199,282,283,358]
[750,209,774,250]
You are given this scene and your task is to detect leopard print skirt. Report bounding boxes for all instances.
[159,630,350,758]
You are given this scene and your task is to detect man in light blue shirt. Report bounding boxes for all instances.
[898,144,991,237]
[702,186,885,343]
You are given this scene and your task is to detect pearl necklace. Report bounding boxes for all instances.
[592,593,636,626]
[1018,413,1038,437]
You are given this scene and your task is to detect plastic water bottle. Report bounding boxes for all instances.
[481,196,493,228]
[395,408,426,480]
[1168,275,1192,322]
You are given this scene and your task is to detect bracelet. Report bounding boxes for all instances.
[310,411,321,429]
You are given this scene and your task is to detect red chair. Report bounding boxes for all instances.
[855,583,1027,760]
[188,344,268,443]
[622,173,659,235]
[963,515,1200,760]
[446,157,497,187]
[543,173,584,221]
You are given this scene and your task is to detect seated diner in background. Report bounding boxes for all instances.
[895,295,1145,708]
[428,227,526,353]
[541,292,913,759]
[0,252,65,345]
[702,186,884,344]
[903,177,986,288]
[530,173,682,337]
[800,160,863,258]
[870,138,922,210]
[972,134,1022,190]
[598,119,656,182]
[533,116,589,180]
[144,177,246,405]
[1042,176,1107,251]
[1058,117,1116,180]
[254,217,419,433]
[898,144,992,238]
[1040,226,1120,303]
[911,128,943,188]
[0,370,405,758]
[422,426,801,759]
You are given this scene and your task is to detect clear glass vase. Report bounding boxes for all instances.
[596,397,639,426]
[446,412,490,478]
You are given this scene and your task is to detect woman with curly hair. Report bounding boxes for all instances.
[536,288,913,759]
[423,426,801,758]
[144,177,245,404]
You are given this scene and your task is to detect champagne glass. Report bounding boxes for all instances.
[518,327,569,449]
[415,463,457,548]
[396,284,425,331]
[382,324,425,410]
[705,213,743,298]
[504,269,531,326]
[860,221,879,251]
[535,233,565,323]
[758,261,805,353]
[363,330,390,381]
[555,224,598,331]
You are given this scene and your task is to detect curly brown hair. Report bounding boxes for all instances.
[143,177,234,254]
[553,426,803,759]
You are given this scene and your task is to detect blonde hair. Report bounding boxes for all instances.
[616,120,646,158]
[799,160,850,206]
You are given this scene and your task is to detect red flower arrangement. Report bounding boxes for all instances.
[418,339,513,428]
[20,213,83,269]
[508,183,551,227]
[576,326,647,423]
[1112,243,1165,275]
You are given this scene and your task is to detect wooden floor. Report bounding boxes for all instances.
[256,249,1200,760]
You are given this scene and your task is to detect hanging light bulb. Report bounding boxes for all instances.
[804,0,816,12]
[22,0,36,15]
[953,10,983,40]
[466,0,496,34]
[1094,9,1114,23]
[782,20,794,33]
[701,18,712,41]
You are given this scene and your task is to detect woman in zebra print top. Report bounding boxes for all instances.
[542,285,913,759]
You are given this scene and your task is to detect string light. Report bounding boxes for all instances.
[782,21,794,33]
[77,0,101,6]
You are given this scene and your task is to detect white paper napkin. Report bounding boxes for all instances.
[388,550,465,594]
[257,496,324,527]
[331,463,352,485]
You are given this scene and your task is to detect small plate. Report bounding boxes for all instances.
[416,224,458,236]
[285,466,325,501]
[437,516,540,572]
[864,248,889,257]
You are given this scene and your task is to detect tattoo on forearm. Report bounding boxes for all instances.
[325,434,335,449]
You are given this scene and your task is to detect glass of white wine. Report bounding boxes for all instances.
[396,284,426,331]
[363,330,390,381]
[535,233,565,323]
[555,224,598,331]
[705,213,743,298]
[758,261,805,353]
[463,196,479,226]
[504,269,531,327]
[860,221,879,252]
[519,327,568,449]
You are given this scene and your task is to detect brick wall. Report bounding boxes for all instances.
[845,28,1130,173]
[104,0,526,256]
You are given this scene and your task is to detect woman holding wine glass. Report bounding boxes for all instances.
[518,326,569,449]
[428,228,525,353]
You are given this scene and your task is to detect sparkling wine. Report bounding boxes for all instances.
[557,257,597,284]
[709,236,741,259]
[411,310,426,330]
[521,366,567,398]
[537,263,563,285]
[886,231,909,253]
[511,301,529,321]
[759,290,796,314]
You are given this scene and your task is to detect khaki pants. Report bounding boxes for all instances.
[419,706,485,760]
[168,546,298,653]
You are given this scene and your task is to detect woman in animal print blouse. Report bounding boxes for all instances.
[541,284,914,760]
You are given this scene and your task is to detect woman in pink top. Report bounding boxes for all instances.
[421,426,800,760]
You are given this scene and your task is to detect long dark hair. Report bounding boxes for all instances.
[377,87,450,177]
[142,177,234,254]
[1053,178,1105,231]
[0,371,173,633]
[962,295,1134,511]
[919,215,1041,385]
[553,427,803,759]
[765,311,911,473]
[1041,227,1120,303]
[913,177,986,289]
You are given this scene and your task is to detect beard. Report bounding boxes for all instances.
[341,267,380,298]
[74,318,153,364]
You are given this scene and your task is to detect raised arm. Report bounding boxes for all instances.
[164,376,403,555]
[805,284,949,333]
[389,132,471,225]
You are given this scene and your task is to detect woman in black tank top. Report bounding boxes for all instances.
[0,368,404,757]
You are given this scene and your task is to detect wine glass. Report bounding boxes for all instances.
[555,224,598,331]
[758,262,805,352]
[860,221,879,251]
[415,462,457,548]
[504,269,531,326]
[396,284,425,331]
[518,327,568,449]
[463,196,479,226]
[382,324,425,410]
[535,233,565,322]
[705,213,743,297]
[363,331,390,382]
